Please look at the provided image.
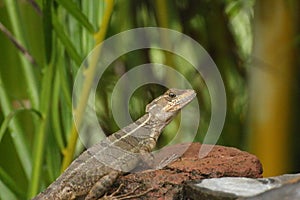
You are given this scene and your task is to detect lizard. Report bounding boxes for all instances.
[32,88,196,200]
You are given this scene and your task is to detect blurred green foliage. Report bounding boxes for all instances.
[0,0,299,199]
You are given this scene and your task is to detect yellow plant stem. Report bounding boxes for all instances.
[249,0,295,176]
[154,0,175,85]
[61,0,114,171]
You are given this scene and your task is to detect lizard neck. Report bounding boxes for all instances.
[108,113,169,147]
[145,113,170,128]
[131,112,171,141]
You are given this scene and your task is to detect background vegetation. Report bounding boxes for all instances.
[0,0,299,199]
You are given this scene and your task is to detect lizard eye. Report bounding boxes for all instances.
[168,92,176,98]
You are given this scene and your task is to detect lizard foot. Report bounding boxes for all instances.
[100,184,154,200]
[156,153,180,169]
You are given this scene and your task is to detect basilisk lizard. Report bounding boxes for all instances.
[32,88,196,200]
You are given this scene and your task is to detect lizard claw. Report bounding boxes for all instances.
[156,153,180,169]
[100,184,154,200]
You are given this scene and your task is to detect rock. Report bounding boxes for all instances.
[183,173,300,200]
[243,173,300,200]
[164,143,263,179]
[105,142,263,199]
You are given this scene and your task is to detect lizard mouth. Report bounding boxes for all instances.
[177,89,196,108]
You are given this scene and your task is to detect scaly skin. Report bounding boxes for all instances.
[32,88,196,200]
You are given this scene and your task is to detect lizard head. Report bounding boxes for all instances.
[146,88,196,123]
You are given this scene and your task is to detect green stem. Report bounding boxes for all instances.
[28,61,55,198]
[0,167,26,199]
[0,77,32,179]
[154,0,169,28]
[51,71,65,151]
[3,0,39,108]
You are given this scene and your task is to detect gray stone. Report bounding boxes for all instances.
[198,177,281,197]
[183,173,300,200]
[243,174,300,200]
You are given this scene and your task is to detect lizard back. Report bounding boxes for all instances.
[32,88,196,200]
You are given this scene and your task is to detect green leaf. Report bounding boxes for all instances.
[45,134,61,182]
[28,61,55,198]
[43,0,53,64]
[51,70,65,150]
[0,167,26,199]
[55,0,95,33]
[0,76,32,179]
[52,13,83,66]
[0,108,42,143]
[3,0,39,108]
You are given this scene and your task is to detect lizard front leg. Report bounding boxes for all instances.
[138,137,180,170]
[85,170,120,200]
